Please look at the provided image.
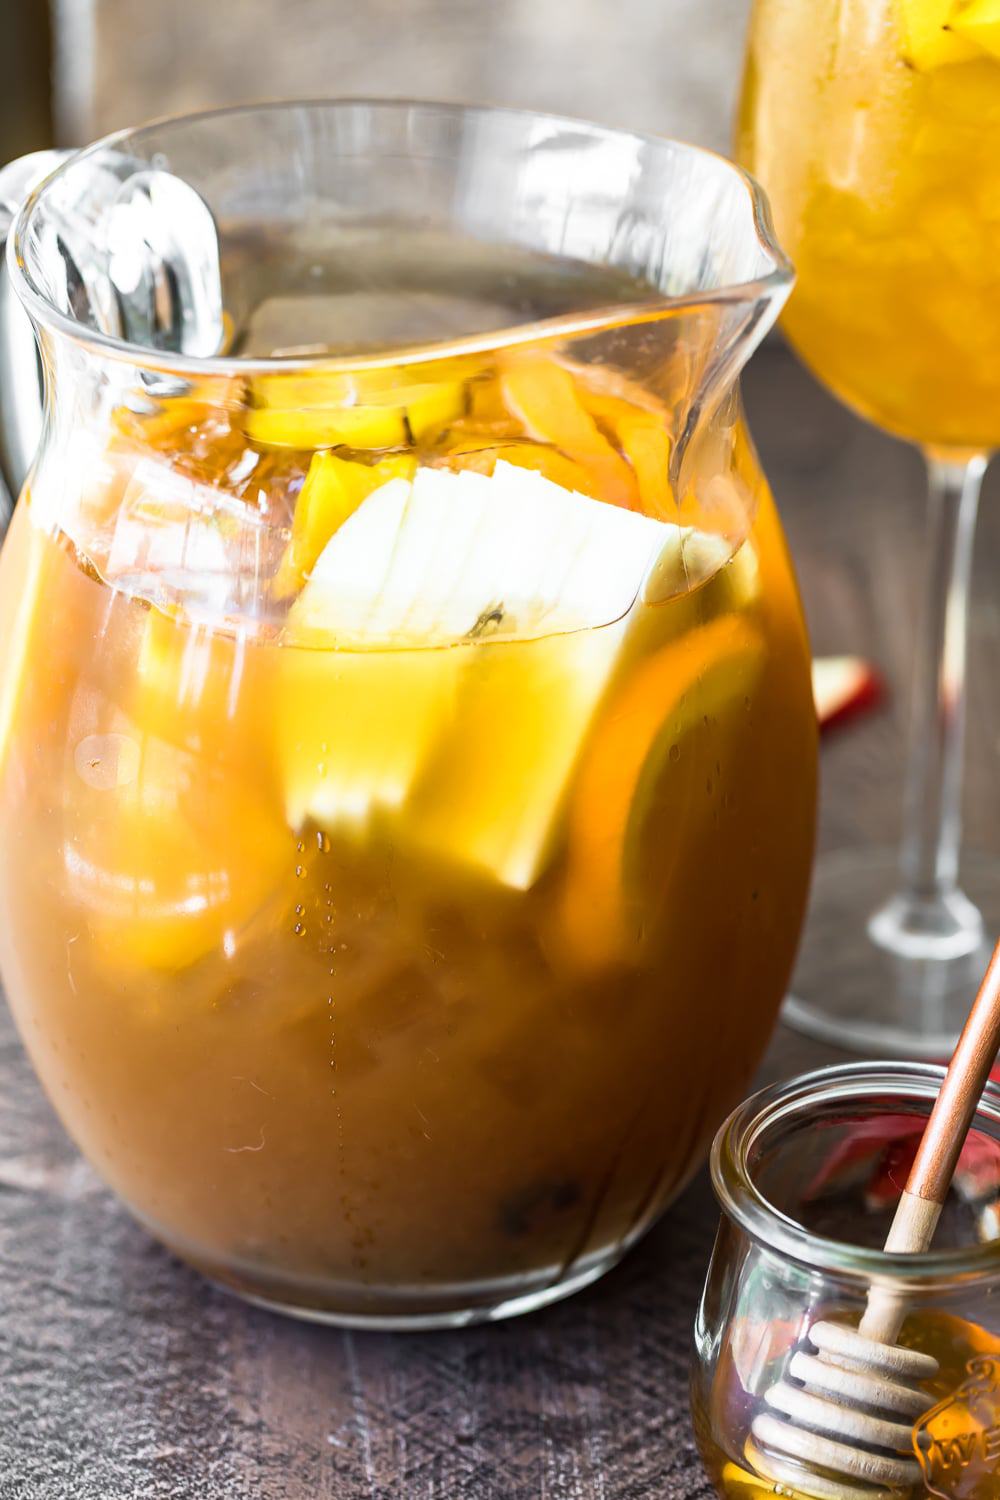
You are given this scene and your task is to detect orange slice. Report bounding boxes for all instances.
[559,613,762,966]
[498,352,638,509]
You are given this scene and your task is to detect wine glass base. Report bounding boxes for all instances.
[784,847,1000,1058]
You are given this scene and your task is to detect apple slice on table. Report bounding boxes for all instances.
[812,655,882,732]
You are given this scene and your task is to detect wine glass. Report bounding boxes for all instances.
[739,0,1000,1055]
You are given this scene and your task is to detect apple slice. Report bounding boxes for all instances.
[812,655,882,732]
[277,462,683,882]
[286,461,670,649]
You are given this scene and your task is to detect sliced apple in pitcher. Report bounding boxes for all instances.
[363,462,674,890]
[557,614,764,968]
[276,460,677,873]
[277,476,462,834]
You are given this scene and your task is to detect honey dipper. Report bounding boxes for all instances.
[748,938,1000,1500]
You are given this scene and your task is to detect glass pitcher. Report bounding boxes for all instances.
[0,101,816,1327]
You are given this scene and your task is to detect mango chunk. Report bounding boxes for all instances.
[275,451,416,597]
[499,353,639,509]
[948,0,1000,57]
[895,0,982,67]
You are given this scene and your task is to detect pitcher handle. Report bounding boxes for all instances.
[0,150,71,523]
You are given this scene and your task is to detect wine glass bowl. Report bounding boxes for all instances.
[739,0,1000,1054]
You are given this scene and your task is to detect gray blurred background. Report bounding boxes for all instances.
[5,0,750,158]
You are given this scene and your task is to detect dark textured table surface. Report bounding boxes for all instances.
[2,339,999,1499]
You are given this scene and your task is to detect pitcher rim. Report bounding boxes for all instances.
[7,96,793,379]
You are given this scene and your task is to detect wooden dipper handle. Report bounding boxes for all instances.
[859,937,1000,1344]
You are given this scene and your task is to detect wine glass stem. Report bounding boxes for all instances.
[872,451,988,959]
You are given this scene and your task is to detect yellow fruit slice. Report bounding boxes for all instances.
[580,390,673,516]
[559,613,762,966]
[135,606,251,754]
[274,450,416,597]
[405,381,467,441]
[75,607,288,971]
[277,645,460,835]
[0,505,63,774]
[468,374,517,426]
[405,623,629,891]
[948,0,1000,57]
[438,440,602,498]
[77,733,288,972]
[895,0,982,67]
[245,402,408,451]
[245,367,466,451]
[499,352,639,509]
